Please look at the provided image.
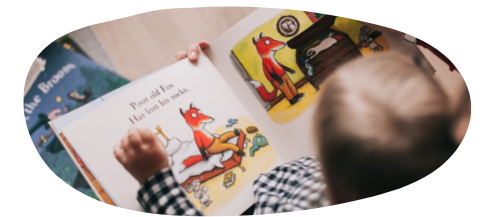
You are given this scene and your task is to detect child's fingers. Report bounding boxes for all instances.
[175,41,207,63]
[113,143,127,164]
[120,136,135,157]
[139,127,157,149]
[198,41,210,50]
[187,44,200,62]
[174,51,187,63]
[128,127,144,151]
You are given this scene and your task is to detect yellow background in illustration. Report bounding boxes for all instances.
[232,10,389,124]
[180,116,279,216]
[232,10,313,94]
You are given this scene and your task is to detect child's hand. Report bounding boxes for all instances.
[113,127,169,185]
[174,41,210,63]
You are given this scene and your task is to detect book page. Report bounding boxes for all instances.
[205,8,435,162]
[61,52,283,215]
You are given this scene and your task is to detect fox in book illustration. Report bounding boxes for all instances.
[250,32,304,105]
[180,103,244,161]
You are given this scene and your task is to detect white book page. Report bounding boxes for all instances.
[61,52,283,215]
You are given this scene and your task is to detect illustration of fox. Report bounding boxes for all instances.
[180,103,244,162]
[250,32,304,105]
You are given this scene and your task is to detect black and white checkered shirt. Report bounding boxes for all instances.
[137,156,330,215]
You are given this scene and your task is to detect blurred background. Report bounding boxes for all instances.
[25,7,258,93]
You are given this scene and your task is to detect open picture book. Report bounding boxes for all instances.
[49,8,435,215]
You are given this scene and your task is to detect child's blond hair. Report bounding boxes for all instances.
[315,52,457,203]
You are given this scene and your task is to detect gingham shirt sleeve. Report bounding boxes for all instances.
[137,167,203,216]
[252,156,330,214]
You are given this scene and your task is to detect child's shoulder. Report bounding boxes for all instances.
[252,155,329,210]
[254,156,321,183]
[275,156,320,170]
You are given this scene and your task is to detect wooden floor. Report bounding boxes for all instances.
[91,7,258,80]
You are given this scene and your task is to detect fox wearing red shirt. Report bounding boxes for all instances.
[250,32,304,105]
[180,103,244,163]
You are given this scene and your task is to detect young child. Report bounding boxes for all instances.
[113,43,458,215]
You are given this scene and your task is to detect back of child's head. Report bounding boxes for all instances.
[314,52,457,204]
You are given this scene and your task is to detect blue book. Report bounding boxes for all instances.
[24,42,129,199]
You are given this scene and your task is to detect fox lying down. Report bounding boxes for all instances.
[180,103,245,162]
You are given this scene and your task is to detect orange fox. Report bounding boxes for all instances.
[250,32,304,105]
[180,103,244,162]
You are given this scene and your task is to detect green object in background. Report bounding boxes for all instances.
[55,35,89,58]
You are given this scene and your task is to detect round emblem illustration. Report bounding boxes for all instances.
[277,15,300,37]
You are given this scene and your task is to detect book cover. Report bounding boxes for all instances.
[24,42,129,198]
[55,34,90,58]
